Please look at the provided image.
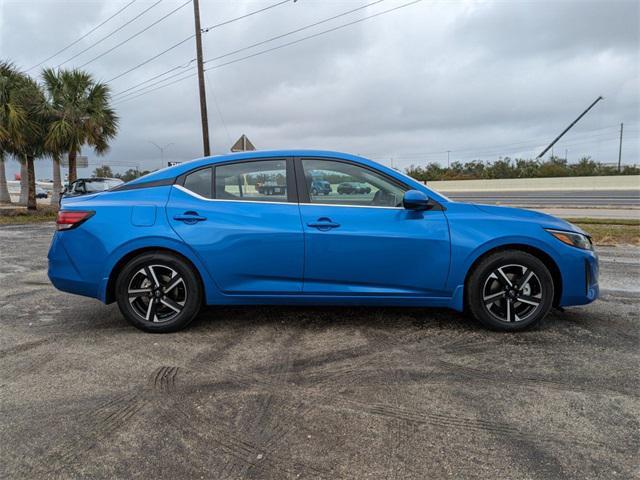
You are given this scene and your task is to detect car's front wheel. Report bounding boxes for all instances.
[115,252,202,333]
[467,250,554,331]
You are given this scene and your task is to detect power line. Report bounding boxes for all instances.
[114,0,387,99]
[114,65,198,103]
[113,62,195,97]
[106,34,194,83]
[109,0,295,90]
[206,71,232,147]
[57,0,165,68]
[114,0,424,104]
[78,0,192,69]
[113,69,197,105]
[202,0,387,65]
[201,0,291,32]
[25,0,138,72]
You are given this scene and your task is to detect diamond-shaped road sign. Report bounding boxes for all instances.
[230,134,256,152]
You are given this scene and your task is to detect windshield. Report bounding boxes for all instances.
[85,179,123,192]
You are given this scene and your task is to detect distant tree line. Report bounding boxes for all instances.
[405,156,640,182]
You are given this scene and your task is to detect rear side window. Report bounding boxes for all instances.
[183,167,212,198]
[214,159,288,202]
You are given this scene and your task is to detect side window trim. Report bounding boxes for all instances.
[176,158,297,203]
[294,156,411,207]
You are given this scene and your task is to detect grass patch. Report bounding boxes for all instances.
[574,222,640,246]
[0,205,58,225]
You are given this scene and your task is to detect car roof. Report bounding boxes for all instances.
[124,149,449,203]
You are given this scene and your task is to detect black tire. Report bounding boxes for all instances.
[311,188,318,195]
[467,250,554,331]
[115,251,202,333]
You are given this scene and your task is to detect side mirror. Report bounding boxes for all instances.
[403,190,431,211]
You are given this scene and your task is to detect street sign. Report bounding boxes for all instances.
[230,134,256,152]
[168,161,182,167]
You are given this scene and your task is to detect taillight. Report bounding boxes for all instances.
[56,210,95,231]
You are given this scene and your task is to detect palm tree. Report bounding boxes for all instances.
[0,62,45,209]
[50,153,62,205]
[42,68,118,183]
[0,61,28,204]
[0,152,9,203]
[39,71,64,204]
[5,73,48,210]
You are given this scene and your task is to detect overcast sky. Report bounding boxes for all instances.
[1,0,638,179]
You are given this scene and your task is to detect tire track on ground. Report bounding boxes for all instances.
[0,337,55,359]
[327,397,614,453]
[23,389,146,477]
[162,403,336,479]
[229,328,302,480]
[150,366,179,393]
[436,360,635,397]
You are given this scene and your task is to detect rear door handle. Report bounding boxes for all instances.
[173,211,207,224]
[307,217,340,231]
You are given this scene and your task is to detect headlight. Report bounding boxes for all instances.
[546,229,593,250]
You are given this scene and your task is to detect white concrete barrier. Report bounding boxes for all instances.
[426,175,640,192]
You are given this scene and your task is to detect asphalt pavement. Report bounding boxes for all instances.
[1,223,639,479]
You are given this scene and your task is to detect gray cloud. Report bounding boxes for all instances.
[0,0,638,179]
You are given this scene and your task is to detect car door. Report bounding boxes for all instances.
[166,157,304,294]
[296,157,450,296]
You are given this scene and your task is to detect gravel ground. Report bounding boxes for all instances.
[1,223,638,479]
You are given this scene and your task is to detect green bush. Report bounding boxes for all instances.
[406,156,640,182]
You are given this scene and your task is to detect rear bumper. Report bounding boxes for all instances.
[47,232,99,299]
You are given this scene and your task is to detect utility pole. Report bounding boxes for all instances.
[536,96,604,159]
[193,0,211,156]
[446,150,450,169]
[618,122,624,172]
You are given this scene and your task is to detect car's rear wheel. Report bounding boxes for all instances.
[467,250,554,331]
[115,252,202,333]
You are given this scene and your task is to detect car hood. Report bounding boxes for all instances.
[471,203,588,235]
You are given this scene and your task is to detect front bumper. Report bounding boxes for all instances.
[558,247,599,307]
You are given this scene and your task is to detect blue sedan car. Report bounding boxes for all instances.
[48,150,598,333]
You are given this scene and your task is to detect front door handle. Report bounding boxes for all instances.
[307,217,340,231]
[173,211,207,224]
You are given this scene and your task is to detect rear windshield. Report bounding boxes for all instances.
[85,179,123,192]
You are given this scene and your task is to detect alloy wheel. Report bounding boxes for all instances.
[482,264,543,323]
[127,264,187,323]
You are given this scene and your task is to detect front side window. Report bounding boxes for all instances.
[301,158,407,207]
[183,167,213,198]
[215,159,288,202]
